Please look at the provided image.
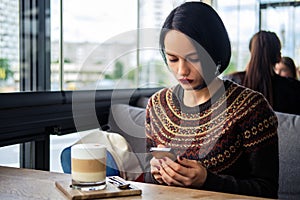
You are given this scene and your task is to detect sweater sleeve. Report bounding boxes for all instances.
[202,143,278,198]
[202,95,279,199]
[144,97,159,183]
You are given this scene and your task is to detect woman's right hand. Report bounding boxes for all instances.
[150,156,165,184]
[150,144,167,184]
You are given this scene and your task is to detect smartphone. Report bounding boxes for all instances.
[149,147,176,160]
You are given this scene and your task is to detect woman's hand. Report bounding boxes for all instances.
[158,156,207,188]
[149,144,168,184]
[150,156,165,184]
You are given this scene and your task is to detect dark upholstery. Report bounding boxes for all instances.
[276,112,300,200]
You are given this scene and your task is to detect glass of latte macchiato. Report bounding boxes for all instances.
[71,143,107,190]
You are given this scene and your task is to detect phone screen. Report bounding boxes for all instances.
[150,147,176,160]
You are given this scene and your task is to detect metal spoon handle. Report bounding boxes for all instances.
[108,177,131,189]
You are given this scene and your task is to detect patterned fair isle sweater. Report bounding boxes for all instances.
[144,80,279,199]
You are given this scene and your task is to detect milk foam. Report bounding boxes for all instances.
[71,144,106,159]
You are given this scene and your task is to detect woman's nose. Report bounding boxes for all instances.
[177,59,189,76]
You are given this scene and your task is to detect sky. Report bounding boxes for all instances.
[51,0,137,43]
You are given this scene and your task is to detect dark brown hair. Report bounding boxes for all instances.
[280,56,297,79]
[159,2,231,83]
[244,30,281,106]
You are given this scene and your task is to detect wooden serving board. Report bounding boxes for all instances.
[55,177,142,200]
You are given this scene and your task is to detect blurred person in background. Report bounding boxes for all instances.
[274,56,297,79]
[225,31,300,115]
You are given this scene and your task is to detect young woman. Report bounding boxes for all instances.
[144,2,278,199]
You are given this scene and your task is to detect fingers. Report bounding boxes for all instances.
[177,155,199,168]
[151,165,164,184]
[150,156,160,166]
[161,156,207,187]
[157,144,166,148]
[158,157,187,186]
[159,162,184,186]
[150,157,165,184]
[176,156,208,187]
[151,155,206,187]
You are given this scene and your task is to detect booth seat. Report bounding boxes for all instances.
[61,101,300,199]
[276,111,300,200]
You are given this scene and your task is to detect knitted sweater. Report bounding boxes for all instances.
[144,80,279,198]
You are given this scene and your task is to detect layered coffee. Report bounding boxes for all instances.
[71,143,106,190]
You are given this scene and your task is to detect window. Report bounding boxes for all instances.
[1,1,299,92]
[50,0,181,91]
[0,144,19,167]
[51,0,139,90]
[214,0,258,74]
[0,0,19,92]
[215,0,300,74]
[260,1,300,65]
[0,0,20,168]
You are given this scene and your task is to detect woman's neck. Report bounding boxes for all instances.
[183,78,223,107]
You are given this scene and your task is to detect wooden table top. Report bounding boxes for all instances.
[0,165,273,200]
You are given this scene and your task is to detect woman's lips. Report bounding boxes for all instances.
[179,78,193,84]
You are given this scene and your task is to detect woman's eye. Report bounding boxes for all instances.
[166,56,200,63]
[168,57,178,62]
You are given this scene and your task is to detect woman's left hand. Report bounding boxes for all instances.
[158,156,207,188]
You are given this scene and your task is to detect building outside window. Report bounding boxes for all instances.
[0,0,19,92]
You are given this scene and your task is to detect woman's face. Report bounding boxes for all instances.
[274,62,293,78]
[164,30,204,90]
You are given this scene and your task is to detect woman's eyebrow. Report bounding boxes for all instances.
[165,52,176,57]
[165,51,198,57]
